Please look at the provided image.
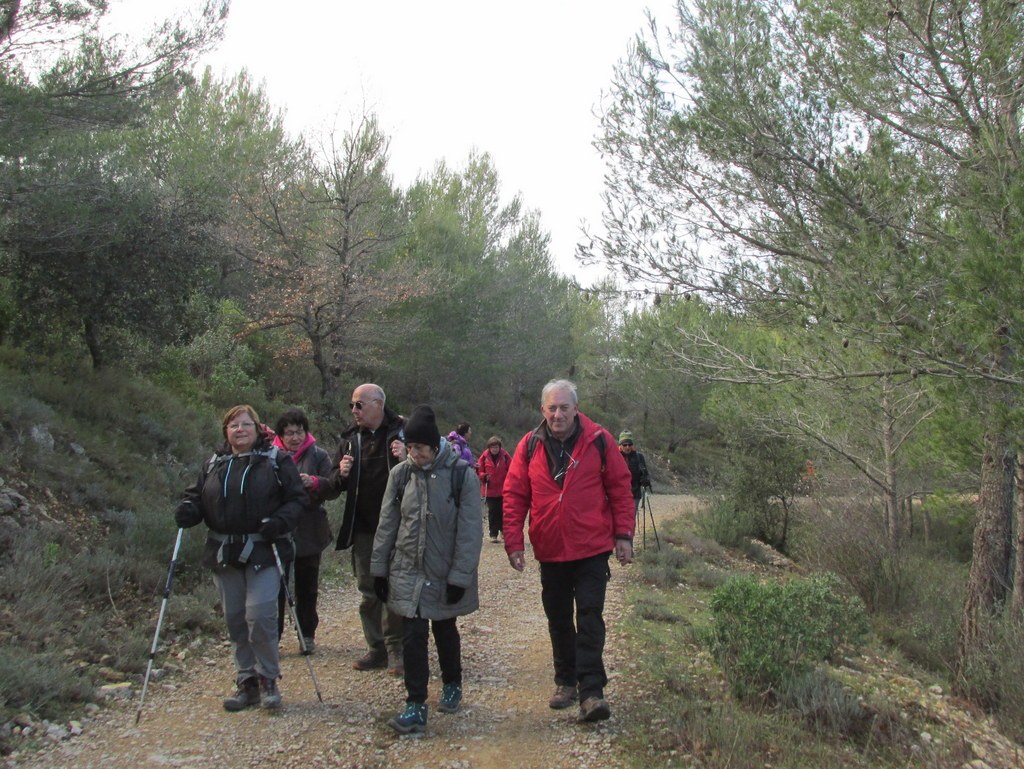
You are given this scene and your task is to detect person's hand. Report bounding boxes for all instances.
[508,551,525,572]
[390,440,407,461]
[445,583,466,604]
[338,453,354,478]
[174,502,200,529]
[299,473,315,489]
[373,577,389,603]
[259,517,287,540]
[614,538,634,566]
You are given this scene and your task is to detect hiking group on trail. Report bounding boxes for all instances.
[169,378,641,733]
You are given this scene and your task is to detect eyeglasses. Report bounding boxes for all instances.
[349,399,380,411]
[620,442,634,447]
[282,428,305,438]
[227,421,255,431]
[553,454,578,482]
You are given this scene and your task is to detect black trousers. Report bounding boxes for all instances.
[539,552,611,701]
[485,496,503,538]
[277,552,322,640]
[402,615,462,704]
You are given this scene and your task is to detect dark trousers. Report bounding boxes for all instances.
[402,615,462,704]
[539,552,610,701]
[277,552,322,640]
[485,496,503,538]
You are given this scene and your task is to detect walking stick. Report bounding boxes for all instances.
[641,488,661,551]
[269,538,324,703]
[136,527,184,724]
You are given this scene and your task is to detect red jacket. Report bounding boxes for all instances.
[502,412,634,563]
[476,447,512,498]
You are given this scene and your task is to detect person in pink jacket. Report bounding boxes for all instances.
[502,378,634,724]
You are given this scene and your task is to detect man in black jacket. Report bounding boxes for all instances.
[330,383,407,674]
[618,430,651,513]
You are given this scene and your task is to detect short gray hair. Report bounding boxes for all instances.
[541,378,577,406]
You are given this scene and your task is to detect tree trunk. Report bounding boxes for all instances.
[955,427,1013,690]
[83,317,103,369]
[1011,450,1024,622]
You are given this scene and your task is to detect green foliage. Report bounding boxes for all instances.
[636,542,691,587]
[0,649,94,721]
[696,497,758,548]
[706,573,868,700]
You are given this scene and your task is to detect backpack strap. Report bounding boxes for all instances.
[394,459,469,509]
[525,430,606,472]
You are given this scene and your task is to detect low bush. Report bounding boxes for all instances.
[706,573,869,700]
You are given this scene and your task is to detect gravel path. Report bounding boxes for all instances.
[8,498,684,769]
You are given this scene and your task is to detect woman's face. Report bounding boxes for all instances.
[489,444,500,456]
[280,423,306,453]
[225,412,258,454]
[406,442,437,468]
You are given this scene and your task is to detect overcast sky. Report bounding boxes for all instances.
[107,0,676,281]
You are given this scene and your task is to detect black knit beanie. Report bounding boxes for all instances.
[403,405,440,451]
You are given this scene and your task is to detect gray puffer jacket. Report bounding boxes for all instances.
[370,443,482,620]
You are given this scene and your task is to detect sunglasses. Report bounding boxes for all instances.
[349,399,379,411]
[620,442,634,447]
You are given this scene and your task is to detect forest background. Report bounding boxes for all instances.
[2,1,1024,766]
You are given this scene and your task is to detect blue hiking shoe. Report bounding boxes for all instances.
[388,702,427,734]
[438,682,463,713]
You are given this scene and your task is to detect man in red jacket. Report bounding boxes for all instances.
[503,378,634,723]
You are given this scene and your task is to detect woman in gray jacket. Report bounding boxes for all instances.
[371,405,482,734]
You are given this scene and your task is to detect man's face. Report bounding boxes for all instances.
[350,386,384,430]
[541,388,578,441]
[619,441,634,454]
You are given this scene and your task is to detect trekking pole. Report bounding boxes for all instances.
[642,488,661,551]
[268,536,324,703]
[136,527,184,724]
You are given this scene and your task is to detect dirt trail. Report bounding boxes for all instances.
[13,498,687,769]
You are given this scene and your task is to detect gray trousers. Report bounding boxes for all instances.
[214,563,281,682]
[352,530,404,655]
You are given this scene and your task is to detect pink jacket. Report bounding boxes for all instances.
[502,412,634,563]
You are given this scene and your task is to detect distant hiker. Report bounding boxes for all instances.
[617,430,651,514]
[503,379,634,723]
[174,404,306,711]
[371,405,482,734]
[476,435,512,543]
[328,383,407,675]
[272,407,337,654]
[447,421,474,464]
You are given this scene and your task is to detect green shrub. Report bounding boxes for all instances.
[636,543,690,587]
[706,573,868,700]
[696,497,756,548]
[0,649,94,721]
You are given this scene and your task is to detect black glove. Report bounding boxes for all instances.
[258,517,287,540]
[174,502,200,528]
[374,577,389,603]
[445,583,466,604]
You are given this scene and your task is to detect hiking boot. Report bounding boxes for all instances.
[489,536,499,543]
[352,649,387,670]
[388,702,427,734]
[387,650,404,677]
[548,684,578,710]
[438,682,462,714]
[300,637,316,655]
[259,675,282,710]
[578,696,611,723]
[223,677,260,712]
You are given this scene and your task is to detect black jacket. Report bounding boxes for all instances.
[329,407,405,550]
[177,438,306,570]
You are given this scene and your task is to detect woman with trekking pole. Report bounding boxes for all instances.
[174,404,306,711]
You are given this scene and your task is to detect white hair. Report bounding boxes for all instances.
[541,378,577,406]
